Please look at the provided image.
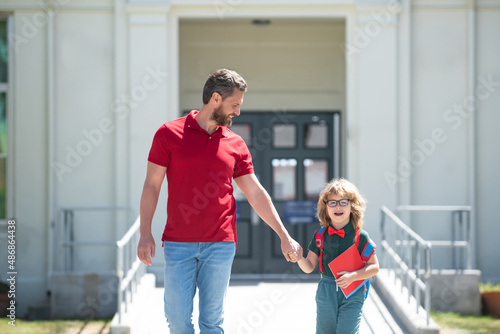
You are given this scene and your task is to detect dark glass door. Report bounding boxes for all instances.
[230,111,341,274]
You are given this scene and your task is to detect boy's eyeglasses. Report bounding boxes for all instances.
[325,199,350,207]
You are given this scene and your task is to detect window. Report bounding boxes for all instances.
[273,124,296,148]
[305,123,328,148]
[272,158,297,200]
[304,159,328,200]
[0,17,8,219]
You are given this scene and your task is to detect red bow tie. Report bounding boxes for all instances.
[328,227,345,238]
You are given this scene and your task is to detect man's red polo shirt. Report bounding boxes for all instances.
[148,110,254,243]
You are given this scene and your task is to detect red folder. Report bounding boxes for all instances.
[328,243,368,299]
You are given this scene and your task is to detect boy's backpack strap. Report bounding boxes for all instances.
[315,227,326,273]
[355,228,376,262]
[354,228,361,248]
[355,228,376,299]
[357,228,376,263]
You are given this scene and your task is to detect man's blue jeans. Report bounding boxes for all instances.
[163,241,236,334]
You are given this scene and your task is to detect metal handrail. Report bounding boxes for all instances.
[58,206,135,271]
[57,206,145,323]
[116,215,144,323]
[397,205,472,211]
[397,205,472,269]
[381,206,432,325]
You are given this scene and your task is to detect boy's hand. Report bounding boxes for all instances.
[288,251,303,263]
[335,271,356,288]
[281,237,302,262]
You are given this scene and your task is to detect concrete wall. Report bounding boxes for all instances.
[475,6,500,282]
[11,6,50,318]
[1,0,141,316]
[430,270,482,316]
[179,18,346,113]
[51,272,118,319]
[406,1,500,278]
[352,4,399,245]
[54,10,116,272]
[127,7,172,280]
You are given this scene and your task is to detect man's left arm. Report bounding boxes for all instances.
[234,173,302,262]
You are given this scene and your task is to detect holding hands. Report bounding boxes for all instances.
[281,236,303,262]
[288,248,357,284]
[288,250,302,263]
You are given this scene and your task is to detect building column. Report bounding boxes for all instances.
[346,3,400,241]
[127,4,170,276]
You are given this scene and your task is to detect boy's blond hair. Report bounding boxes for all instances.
[316,178,366,229]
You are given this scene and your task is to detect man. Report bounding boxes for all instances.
[137,68,302,334]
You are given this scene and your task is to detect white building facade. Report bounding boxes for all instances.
[0,0,499,317]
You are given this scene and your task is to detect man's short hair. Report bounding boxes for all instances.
[202,69,248,105]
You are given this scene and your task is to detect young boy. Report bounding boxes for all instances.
[290,178,379,334]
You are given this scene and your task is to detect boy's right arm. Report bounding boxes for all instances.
[296,250,319,274]
[137,161,167,266]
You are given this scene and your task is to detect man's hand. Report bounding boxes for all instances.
[288,250,304,263]
[281,237,302,262]
[138,162,165,266]
[137,234,156,266]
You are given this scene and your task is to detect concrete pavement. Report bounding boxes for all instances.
[111,274,407,334]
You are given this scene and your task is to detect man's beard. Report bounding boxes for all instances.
[210,105,233,127]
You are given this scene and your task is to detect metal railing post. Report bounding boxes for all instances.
[425,242,432,325]
[380,206,436,326]
[56,207,143,325]
[465,210,472,269]
[396,205,472,270]
[115,216,143,324]
[117,243,123,323]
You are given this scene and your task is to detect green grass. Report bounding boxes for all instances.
[0,318,110,334]
[480,282,500,293]
[432,312,500,334]
[1,313,499,334]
